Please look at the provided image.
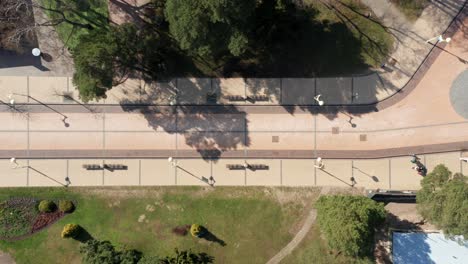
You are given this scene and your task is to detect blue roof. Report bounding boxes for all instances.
[393,232,468,264]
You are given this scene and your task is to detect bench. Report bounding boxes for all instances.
[226,164,246,170]
[246,95,270,102]
[104,164,128,170]
[226,95,245,101]
[82,164,102,170]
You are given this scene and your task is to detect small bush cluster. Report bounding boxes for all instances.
[59,200,75,213]
[38,200,56,213]
[61,223,81,239]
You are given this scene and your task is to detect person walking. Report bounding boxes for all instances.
[460,157,468,163]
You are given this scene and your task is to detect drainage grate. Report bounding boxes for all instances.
[360,134,367,141]
[332,127,340,134]
[272,136,279,143]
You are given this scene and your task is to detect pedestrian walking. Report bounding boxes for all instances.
[460,157,468,163]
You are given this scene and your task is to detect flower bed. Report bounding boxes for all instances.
[0,198,69,240]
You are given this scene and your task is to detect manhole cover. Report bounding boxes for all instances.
[272,136,279,143]
[360,134,367,141]
[332,127,340,134]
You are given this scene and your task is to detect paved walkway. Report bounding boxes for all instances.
[266,209,317,264]
[1,151,467,190]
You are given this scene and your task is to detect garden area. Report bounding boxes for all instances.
[0,187,322,263]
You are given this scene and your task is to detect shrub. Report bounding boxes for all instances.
[190,224,205,238]
[59,200,75,213]
[316,195,386,257]
[38,200,56,213]
[61,224,81,239]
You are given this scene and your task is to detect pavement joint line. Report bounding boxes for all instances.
[102,159,105,185]
[389,159,392,189]
[460,151,463,174]
[26,159,30,186]
[27,76,30,103]
[139,159,141,186]
[280,159,283,186]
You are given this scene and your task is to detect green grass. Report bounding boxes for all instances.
[40,0,109,50]
[390,0,430,21]
[282,225,373,264]
[306,0,394,69]
[0,187,320,264]
[0,201,38,238]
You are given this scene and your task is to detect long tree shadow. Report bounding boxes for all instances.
[120,79,250,161]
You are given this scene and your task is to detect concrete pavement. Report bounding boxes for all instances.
[1,151,466,189]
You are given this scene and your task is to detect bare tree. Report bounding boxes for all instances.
[0,0,97,49]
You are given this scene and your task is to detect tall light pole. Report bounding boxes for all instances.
[426,35,451,44]
[314,94,324,106]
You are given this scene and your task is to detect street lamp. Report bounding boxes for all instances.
[314,157,324,169]
[32,48,41,57]
[314,94,324,106]
[426,35,451,44]
[10,157,19,168]
[168,156,177,167]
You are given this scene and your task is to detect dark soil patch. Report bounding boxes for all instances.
[172,225,190,236]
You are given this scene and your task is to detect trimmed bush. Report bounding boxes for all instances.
[190,224,205,238]
[38,200,57,213]
[61,223,81,238]
[59,200,75,213]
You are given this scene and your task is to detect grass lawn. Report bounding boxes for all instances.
[0,187,321,264]
[390,0,430,21]
[40,0,109,50]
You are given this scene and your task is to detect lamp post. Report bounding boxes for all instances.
[32,48,41,57]
[314,94,324,106]
[314,157,324,169]
[10,157,18,168]
[426,35,451,44]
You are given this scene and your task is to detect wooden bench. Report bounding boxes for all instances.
[246,95,269,102]
[226,95,245,101]
[226,164,246,170]
[82,164,102,170]
[104,164,128,170]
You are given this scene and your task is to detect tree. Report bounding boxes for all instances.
[417,164,468,237]
[80,239,142,264]
[0,0,107,49]
[72,22,168,102]
[164,0,255,58]
[158,248,214,264]
[315,195,386,257]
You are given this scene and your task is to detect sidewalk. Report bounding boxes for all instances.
[1,151,466,190]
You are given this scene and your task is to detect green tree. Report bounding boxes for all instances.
[158,248,213,264]
[164,0,255,57]
[315,195,386,257]
[80,240,141,264]
[417,164,468,237]
[72,23,166,102]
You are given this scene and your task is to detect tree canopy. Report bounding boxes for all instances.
[417,164,468,237]
[72,23,166,102]
[164,0,255,57]
[315,195,386,257]
[79,239,141,264]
